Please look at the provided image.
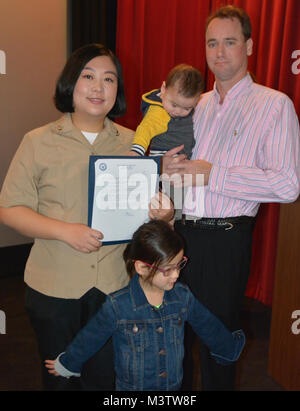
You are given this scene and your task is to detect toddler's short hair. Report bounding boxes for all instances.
[165,64,204,98]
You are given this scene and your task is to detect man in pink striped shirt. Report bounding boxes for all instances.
[164,5,300,391]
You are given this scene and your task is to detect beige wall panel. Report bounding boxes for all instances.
[0,0,67,246]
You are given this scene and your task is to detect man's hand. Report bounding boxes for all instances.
[162,145,212,187]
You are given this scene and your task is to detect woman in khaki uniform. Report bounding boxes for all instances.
[0,44,173,390]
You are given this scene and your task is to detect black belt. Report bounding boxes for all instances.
[179,214,255,230]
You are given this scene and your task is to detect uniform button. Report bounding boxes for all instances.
[132,324,139,333]
[91,265,95,269]
[178,317,182,325]
[158,349,166,355]
[156,327,163,333]
[159,371,167,378]
[57,125,63,131]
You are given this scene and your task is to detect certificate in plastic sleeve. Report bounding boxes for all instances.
[88,156,160,245]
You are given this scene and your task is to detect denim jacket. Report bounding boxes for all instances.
[55,275,245,391]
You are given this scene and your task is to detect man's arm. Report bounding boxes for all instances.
[162,145,212,187]
[163,98,300,203]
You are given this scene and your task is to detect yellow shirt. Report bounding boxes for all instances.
[0,114,134,298]
[132,104,170,155]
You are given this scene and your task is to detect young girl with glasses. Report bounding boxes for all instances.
[45,220,245,391]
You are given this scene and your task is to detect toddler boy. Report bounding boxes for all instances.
[130,64,203,158]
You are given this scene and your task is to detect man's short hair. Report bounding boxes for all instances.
[206,5,252,41]
[166,64,204,98]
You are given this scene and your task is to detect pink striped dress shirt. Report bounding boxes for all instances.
[183,73,300,218]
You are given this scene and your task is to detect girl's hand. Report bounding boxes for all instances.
[44,360,61,377]
[149,192,174,223]
[60,223,103,253]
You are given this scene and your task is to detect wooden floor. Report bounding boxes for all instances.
[0,274,284,391]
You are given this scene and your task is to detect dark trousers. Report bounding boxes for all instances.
[25,286,115,391]
[175,218,255,391]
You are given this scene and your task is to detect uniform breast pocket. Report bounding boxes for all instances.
[124,322,150,352]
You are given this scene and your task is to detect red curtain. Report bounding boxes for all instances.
[116,0,300,306]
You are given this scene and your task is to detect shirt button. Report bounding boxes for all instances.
[158,349,166,355]
[159,371,167,378]
[156,327,163,333]
[91,265,95,269]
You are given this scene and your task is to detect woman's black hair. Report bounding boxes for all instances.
[54,43,126,118]
[123,220,184,280]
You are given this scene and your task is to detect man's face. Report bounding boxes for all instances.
[205,17,253,84]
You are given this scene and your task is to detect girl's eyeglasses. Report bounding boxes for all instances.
[140,256,188,277]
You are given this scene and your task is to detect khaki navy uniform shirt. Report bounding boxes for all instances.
[0,114,134,298]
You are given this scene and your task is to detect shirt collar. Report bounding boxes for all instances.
[51,113,120,141]
[129,274,183,310]
[213,72,253,102]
